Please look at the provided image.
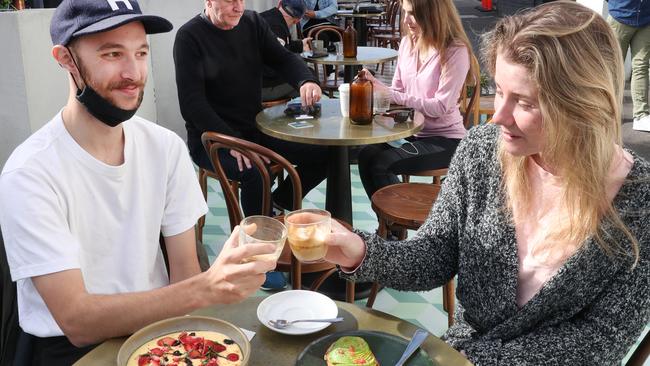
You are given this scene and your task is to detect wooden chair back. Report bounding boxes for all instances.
[307,25,345,97]
[200,132,355,300]
[459,55,481,129]
[201,132,302,229]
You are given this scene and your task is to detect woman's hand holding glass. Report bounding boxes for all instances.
[322,219,367,269]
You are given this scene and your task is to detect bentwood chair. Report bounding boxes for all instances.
[307,25,345,97]
[200,132,356,302]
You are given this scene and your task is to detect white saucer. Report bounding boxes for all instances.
[257,290,338,335]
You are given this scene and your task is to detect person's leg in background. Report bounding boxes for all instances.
[608,16,650,130]
[630,24,650,131]
[194,149,265,217]
[358,136,461,199]
[259,135,328,210]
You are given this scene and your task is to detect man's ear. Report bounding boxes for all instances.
[52,45,77,74]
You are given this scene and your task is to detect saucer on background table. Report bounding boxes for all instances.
[257,290,338,335]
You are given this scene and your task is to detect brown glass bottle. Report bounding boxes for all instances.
[343,21,357,58]
[349,71,374,125]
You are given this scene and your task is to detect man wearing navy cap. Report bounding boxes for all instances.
[0,0,276,363]
[261,0,314,102]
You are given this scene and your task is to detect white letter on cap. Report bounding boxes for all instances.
[106,0,133,11]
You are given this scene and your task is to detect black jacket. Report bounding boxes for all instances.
[260,8,304,88]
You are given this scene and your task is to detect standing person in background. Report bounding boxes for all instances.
[261,0,313,102]
[357,0,476,202]
[608,0,650,132]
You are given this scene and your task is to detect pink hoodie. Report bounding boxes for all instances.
[390,37,469,139]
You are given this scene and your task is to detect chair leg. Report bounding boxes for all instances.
[377,217,389,239]
[442,279,455,327]
[366,282,380,308]
[346,280,355,304]
[291,255,302,290]
[197,169,208,241]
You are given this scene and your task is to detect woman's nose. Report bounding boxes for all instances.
[491,98,514,126]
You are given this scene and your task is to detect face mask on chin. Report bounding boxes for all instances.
[67,47,139,128]
[75,85,138,127]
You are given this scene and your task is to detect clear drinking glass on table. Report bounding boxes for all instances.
[239,215,287,263]
[334,41,343,57]
[285,209,332,263]
[373,88,391,113]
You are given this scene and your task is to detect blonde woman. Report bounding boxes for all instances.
[358,0,477,200]
[310,2,650,363]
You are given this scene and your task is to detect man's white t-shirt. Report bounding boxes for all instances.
[0,111,208,337]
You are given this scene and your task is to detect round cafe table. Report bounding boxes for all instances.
[73,296,472,366]
[302,46,397,83]
[256,98,422,225]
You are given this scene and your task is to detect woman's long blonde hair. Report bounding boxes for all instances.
[404,0,477,84]
[481,1,639,265]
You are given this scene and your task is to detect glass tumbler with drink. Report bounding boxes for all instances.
[285,209,332,263]
[239,216,287,263]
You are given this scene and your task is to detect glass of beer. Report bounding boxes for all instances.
[285,209,331,263]
[239,216,287,263]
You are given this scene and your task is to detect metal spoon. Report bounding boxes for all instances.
[267,317,344,329]
[394,328,429,366]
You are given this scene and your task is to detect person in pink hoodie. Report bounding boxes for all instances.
[357,0,476,200]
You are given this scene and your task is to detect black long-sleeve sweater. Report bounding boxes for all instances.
[260,7,305,88]
[173,11,317,161]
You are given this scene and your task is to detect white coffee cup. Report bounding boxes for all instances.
[338,83,350,117]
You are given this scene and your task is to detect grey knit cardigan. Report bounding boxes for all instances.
[344,124,650,365]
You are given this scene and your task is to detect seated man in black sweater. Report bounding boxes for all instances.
[173,0,327,220]
[260,0,313,102]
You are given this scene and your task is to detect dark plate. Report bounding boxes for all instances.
[295,330,434,366]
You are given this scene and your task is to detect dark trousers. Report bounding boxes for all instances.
[358,136,462,198]
[195,134,327,216]
[17,329,97,366]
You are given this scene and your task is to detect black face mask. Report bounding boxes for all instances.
[67,48,139,127]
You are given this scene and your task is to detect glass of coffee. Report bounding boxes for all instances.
[285,209,331,263]
[239,215,287,263]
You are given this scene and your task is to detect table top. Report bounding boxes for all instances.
[75,296,472,366]
[255,99,423,146]
[301,46,398,66]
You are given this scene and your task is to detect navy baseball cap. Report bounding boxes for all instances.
[281,0,306,18]
[50,0,173,46]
